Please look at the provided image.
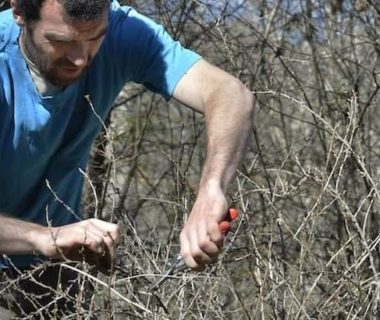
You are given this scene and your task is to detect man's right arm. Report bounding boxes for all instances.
[0,214,46,255]
[0,214,119,271]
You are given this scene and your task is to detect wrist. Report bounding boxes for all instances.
[28,225,56,257]
[197,178,228,211]
[198,177,225,194]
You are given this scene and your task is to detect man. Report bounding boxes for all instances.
[0,0,253,316]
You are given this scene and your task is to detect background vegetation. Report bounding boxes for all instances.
[1,0,380,319]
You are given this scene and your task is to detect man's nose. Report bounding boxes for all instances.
[66,42,89,67]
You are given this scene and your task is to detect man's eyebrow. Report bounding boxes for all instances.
[44,32,72,42]
[45,26,108,42]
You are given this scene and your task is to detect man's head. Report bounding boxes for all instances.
[11,0,110,86]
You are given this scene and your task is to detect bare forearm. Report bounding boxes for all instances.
[0,213,44,255]
[200,79,254,192]
[173,59,254,192]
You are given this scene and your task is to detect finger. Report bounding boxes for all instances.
[94,226,118,272]
[88,219,120,244]
[81,220,115,241]
[76,222,117,273]
[102,233,116,271]
[78,244,112,275]
[197,220,221,260]
[79,228,107,255]
[198,236,220,261]
[195,239,219,264]
[76,238,111,273]
[208,221,224,248]
[80,247,102,265]
[180,231,204,271]
[189,227,214,266]
[102,231,117,250]
[81,221,119,256]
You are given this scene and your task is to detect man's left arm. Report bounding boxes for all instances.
[172,59,255,270]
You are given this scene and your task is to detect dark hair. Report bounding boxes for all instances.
[15,0,110,22]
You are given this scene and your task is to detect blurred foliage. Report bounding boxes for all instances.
[0,0,9,11]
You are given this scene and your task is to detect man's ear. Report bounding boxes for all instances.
[10,0,25,26]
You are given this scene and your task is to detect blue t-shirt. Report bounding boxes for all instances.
[0,1,201,268]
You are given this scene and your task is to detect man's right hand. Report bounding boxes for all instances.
[35,218,120,274]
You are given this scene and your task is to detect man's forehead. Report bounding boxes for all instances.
[39,0,109,25]
[38,0,67,24]
[37,0,108,37]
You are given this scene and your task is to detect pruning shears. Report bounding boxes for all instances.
[150,208,238,291]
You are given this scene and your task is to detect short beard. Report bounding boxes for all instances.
[21,26,86,87]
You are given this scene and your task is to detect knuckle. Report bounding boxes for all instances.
[189,262,200,270]
[91,237,99,246]
[181,254,198,270]
[209,223,222,237]
[190,247,204,260]
[199,239,210,251]
[91,236,103,250]
[210,227,223,240]
[75,226,87,239]
[180,247,190,259]
[87,239,96,249]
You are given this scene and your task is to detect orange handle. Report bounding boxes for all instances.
[219,208,239,233]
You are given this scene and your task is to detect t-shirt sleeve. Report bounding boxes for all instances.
[0,77,3,102]
[106,4,202,100]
